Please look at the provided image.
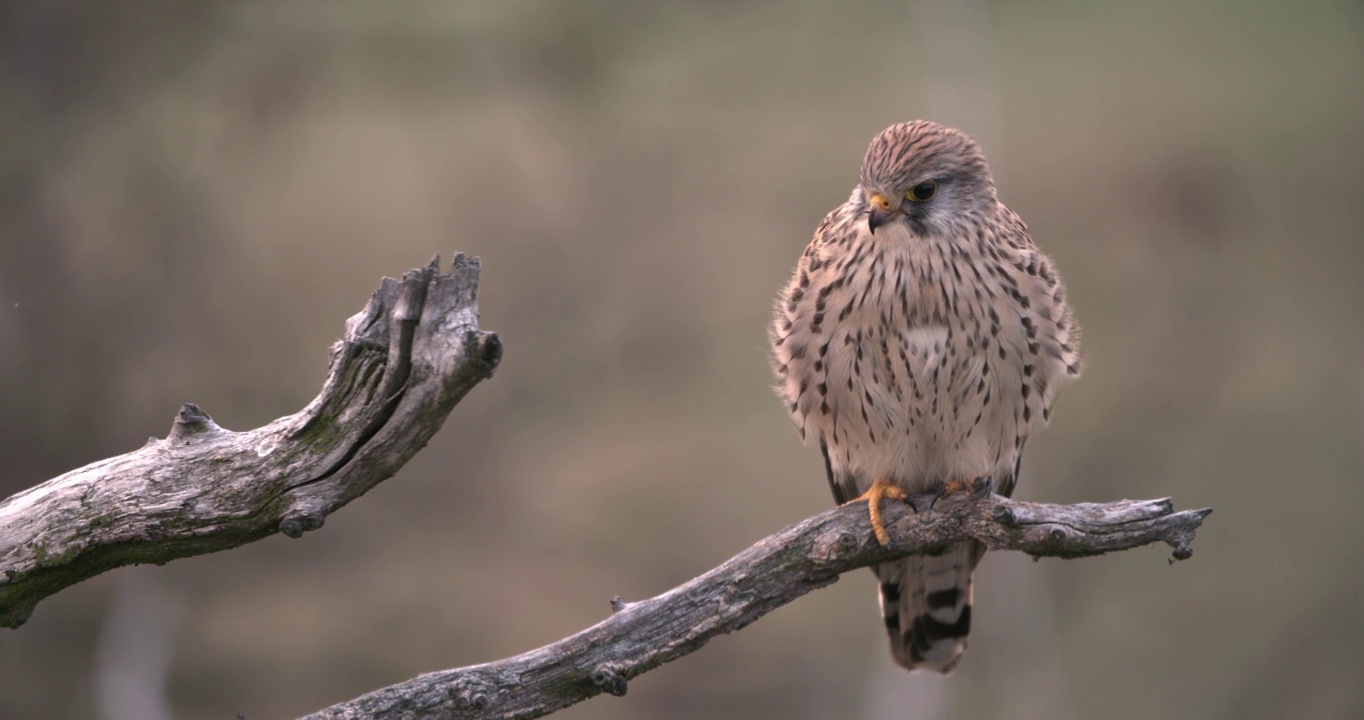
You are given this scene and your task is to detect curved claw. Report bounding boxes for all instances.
[845,478,907,546]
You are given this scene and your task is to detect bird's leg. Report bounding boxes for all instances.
[845,478,907,547]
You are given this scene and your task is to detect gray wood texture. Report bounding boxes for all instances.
[0,255,500,629]
[304,491,1210,720]
[0,256,1210,719]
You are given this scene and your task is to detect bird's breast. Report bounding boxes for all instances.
[774,236,1014,490]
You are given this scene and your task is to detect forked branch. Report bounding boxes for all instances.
[0,256,1212,720]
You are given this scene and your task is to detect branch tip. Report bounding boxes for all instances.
[168,402,221,442]
[394,268,432,324]
[279,512,325,539]
[450,252,479,273]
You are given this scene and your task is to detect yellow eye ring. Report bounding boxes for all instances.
[906,182,938,202]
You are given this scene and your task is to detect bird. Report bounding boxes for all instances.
[769,120,1082,673]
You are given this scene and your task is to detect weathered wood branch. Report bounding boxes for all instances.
[304,492,1211,720]
[0,255,500,629]
[0,254,1213,720]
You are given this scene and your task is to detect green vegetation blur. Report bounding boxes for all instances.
[1,1,1360,719]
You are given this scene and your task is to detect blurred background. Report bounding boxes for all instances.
[2,1,1361,718]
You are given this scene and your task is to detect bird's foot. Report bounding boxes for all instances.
[968,475,995,498]
[844,478,907,547]
[929,475,994,511]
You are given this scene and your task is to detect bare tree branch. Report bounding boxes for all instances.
[303,492,1211,720]
[0,254,1213,720]
[0,255,501,629]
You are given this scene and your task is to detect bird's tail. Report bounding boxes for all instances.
[875,539,982,673]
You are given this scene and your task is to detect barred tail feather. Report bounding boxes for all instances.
[876,539,981,673]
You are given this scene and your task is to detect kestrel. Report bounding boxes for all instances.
[769,120,1082,673]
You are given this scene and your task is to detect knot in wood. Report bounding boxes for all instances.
[590,663,628,697]
[812,526,863,564]
[450,675,494,711]
[470,331,503,379]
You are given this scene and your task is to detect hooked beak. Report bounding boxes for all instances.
[867,193,901,234]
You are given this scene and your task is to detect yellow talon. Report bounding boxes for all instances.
[938,478,973,497]
[927,476,993,511]
[846,478,907,546]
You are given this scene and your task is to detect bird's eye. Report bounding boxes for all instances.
[906,182,938,202]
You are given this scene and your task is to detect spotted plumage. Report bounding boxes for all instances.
[770,120,1081,673]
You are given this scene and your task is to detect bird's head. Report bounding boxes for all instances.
[858,120,998,237]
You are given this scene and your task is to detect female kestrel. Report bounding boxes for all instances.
[769,120,1082,672]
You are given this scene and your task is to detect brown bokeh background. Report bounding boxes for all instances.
[2,2,1361,719]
